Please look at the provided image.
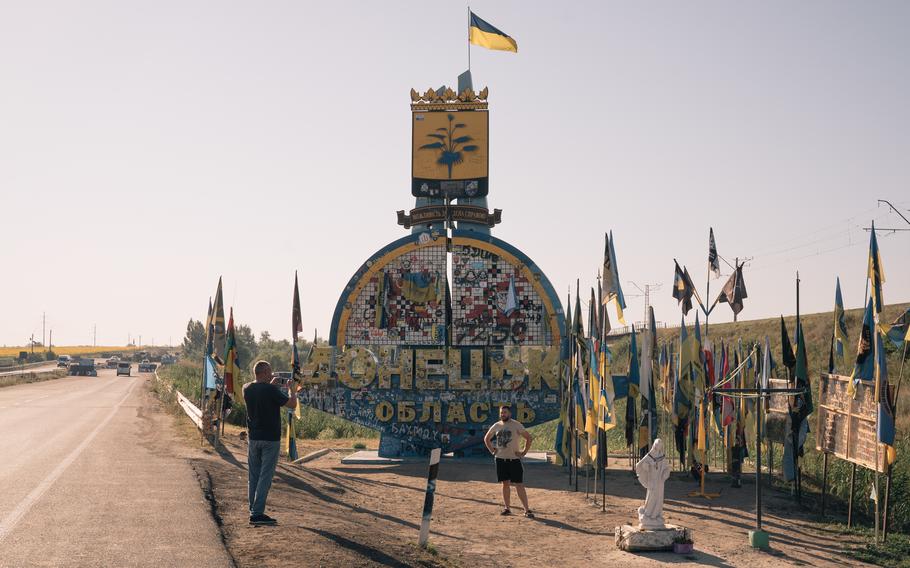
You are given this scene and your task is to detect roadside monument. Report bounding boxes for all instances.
[297,85,566,457]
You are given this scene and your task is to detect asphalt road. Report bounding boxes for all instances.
[0,369,233,567]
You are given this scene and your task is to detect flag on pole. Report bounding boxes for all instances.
[672,261,697,316]
[868,221,885,314]
[780,316,796,373]
[849,298,875,396]
[601,232,627,325]
[793,323,813,420]
[211,277,226,360]
[639,306,658,455]
[713,262,748,316]
[223,308,238,395]
[708,228,720,279]
[598,337,615,431]
[469,11,518,53]
[833,277,848,367]
[291,271,304,419]
[875,328,897,464]
[204,298,214,356]
[203,354,218,390]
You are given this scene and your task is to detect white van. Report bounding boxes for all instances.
[116,362,131,377]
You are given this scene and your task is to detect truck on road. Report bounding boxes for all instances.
[68,359,98,377]
[138,360,157,373]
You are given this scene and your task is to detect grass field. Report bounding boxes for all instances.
[0,346,145,358]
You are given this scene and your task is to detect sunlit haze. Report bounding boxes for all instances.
[1,1,908,347]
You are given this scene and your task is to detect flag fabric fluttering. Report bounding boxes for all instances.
[638,307,659,456]
[708,228,720,280]
[287,272,303,460]
[780,316,796,373]
[204,297,214,356]
[875,328,897,465]
[469,11,518,53]
[211,277,226,361]
[601,232,627,325]
[626,325,640,448]
[833,277,848,369]
[868,221,885,314]
[292,271,304,419]
[223,308,238,395]
[714,262,748,316]
[849,298,875,396]
[203,353,219,390]
[672,261,697,316]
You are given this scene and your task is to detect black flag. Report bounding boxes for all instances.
[715,262,748,315]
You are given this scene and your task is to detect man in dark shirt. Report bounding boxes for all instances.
[243,359,297,525]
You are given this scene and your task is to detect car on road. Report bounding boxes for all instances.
[57,355,72,368]
[138,360,157,373]
[106,356,121,369]
[116,362,131,376]
[68,358,98,377]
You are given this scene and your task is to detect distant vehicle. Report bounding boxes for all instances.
[68,358,97,377]
[106,356,121,369]
[138,360,157,373]
[57,355,72,368]
[161,354,177,365]
[116,362,131,377]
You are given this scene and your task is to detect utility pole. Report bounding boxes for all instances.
[629,281,663,328]
[49,330,52,352]
[42,312,46,350]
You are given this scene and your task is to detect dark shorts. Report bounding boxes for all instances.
[496,458,524,483]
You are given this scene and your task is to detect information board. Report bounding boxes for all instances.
[816,373,886,473]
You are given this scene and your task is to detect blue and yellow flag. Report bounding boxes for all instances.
[849,298,875,396]
[876,329,897,464]
[868,221,885,313]
[833,277,848,367]
[469,12,518,53]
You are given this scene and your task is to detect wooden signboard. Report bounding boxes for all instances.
[765,378,791,444]
[816,373,885,474]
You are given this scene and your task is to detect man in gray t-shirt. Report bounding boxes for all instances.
[484,406,534,517]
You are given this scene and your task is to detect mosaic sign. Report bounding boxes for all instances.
[300,87,565,457]
[816,373,887,473]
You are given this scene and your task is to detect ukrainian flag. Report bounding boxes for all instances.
[469,12,518,53]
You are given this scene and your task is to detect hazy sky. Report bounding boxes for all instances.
[1,1,908,347]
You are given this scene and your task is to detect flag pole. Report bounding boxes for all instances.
[467,7,472,72]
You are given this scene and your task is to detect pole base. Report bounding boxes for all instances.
[749,530,769,549]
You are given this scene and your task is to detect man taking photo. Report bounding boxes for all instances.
[243,360,298,526]
[484,405,534,518]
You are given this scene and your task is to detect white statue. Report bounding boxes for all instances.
[635,438,671,530]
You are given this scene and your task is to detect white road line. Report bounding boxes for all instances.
[14,395,51,406]
[0,378,139,544]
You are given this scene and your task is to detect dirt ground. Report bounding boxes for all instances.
[155,387,874,567]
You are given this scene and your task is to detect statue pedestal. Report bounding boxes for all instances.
[614,524,690,552]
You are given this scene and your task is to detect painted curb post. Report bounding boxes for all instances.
[418,448,442,547]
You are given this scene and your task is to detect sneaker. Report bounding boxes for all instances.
[500,508,512,516]
[249,514,277,525]
[524,510,535,518]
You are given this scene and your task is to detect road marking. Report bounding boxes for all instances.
[14,395,51,406]
[0,378,139,544]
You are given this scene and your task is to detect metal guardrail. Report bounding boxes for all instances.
[153,368,202,430]
[0,360,57,372]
